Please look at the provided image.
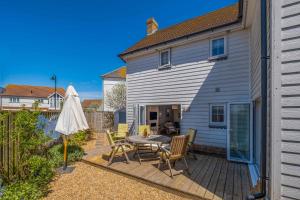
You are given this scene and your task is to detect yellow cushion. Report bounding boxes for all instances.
[138,125,150,136]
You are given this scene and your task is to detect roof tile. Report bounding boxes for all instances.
[120,3,240,57]
[0,84,65,98]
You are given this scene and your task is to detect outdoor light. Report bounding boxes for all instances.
[50,74,57,110]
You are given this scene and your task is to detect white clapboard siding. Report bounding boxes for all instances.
[280,1,300,199]
[126,29,250,148]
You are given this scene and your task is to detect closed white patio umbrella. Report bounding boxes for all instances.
[55,85,89,169]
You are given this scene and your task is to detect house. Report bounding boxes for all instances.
[0,84,65,111]
[101,66,127,126]
[101,66,126,112]
[119,0,300,199]
[82,99,103,111]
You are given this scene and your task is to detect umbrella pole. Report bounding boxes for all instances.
[63,135,68,170]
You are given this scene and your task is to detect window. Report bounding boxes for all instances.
[210,37,227,59]
[10,97,19,103]
[159,49,170,67]
[209,104,226,128]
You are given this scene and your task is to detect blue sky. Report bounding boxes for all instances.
[0,0,237,100]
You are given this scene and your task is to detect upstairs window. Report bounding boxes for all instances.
[210,37,227,59]
[159,49,170,67]
[209,104,226,128]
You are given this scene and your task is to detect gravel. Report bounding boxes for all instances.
[44,162,192,200]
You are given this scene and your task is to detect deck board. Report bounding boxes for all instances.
[233,164,242,200]
[82,133,256,200]
[204,158,223,199]
[213,159,228,200]
[223,162,234,200]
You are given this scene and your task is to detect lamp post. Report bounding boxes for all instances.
[50,75,57,110]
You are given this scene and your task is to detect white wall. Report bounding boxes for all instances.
[126,29,250,148]
[272,0,300,199]
[103,78,126,111]
[0,94,63,110]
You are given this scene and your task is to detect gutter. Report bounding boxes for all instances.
[119,2,244,61]
[247,0,268,199]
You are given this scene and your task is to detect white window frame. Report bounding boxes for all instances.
[209,36,227,60]
[209,103,227,127]
[159,48,171,68]
[10,97,19,103]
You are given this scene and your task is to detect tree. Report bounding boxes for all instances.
[105,83,126,111]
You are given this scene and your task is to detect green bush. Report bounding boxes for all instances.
[1,181,43,200]
[47,144,84,168]
[69,129,92,146]
[69,130,86,145]
[27,155,54,188]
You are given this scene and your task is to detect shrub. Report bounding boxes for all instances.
[69,129,92,146]
[47,144,84,168]
[69,131,86,146]
[1,111,50,183]
[27,155,54,188]
[1,181,43,200]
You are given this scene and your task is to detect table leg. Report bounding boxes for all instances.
[136,144,142,165]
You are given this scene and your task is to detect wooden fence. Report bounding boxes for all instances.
[0,112,17,180]
[84,111,113,133]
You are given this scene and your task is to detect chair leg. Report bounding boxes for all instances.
[183,157,190,175]
[120,145,130,164]
[193,151,197,160]
[166,159,173,178]
[191,148,198,160]
[108,146,118,166]
[158,157,162,169]
[173,160,176,167]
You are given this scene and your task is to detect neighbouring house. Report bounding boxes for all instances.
[101,66,126,112]
[82,99,103,111]
[0,84,65,111]
[101,66,127,126]
[119,0,300,199]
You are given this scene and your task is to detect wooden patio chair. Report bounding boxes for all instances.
[186,128,198,160]
[106,130,131,165]
[158,135,190,178]
[112,123,128,140]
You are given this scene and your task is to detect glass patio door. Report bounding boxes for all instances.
[133,104,146,135]
[227,103,252,163]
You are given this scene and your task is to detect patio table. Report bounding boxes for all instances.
[127,135,171,164]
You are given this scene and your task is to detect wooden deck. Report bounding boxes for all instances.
[82,133,255,200]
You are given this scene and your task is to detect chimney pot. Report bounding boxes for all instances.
[146,17,158,35]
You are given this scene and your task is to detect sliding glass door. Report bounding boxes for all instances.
[227,103,252,163]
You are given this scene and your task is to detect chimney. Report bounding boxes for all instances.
[146,17,158,35]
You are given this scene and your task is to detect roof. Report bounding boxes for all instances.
[0,84,65,98]
[119,3,241,57]
[101,66,126,79]
[82,99,102,109]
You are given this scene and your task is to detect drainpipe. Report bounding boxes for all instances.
[247,0,268,199]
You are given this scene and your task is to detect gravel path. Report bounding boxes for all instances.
[44,162,192,200]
